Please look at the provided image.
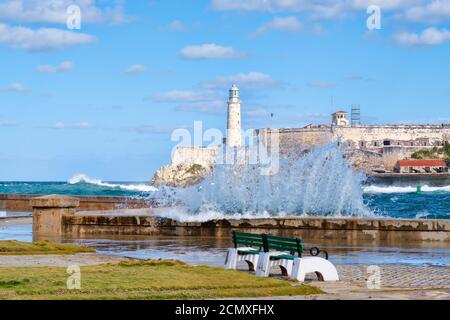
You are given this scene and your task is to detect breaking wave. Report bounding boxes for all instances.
[68,174,158,192]
[364,185,450,194]
[153,144,373,220]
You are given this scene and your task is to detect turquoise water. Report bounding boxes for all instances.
[1,179,449,219]
[0,181,148,197]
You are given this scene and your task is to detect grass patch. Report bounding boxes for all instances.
[0,241,95,255]
[0,259,322,300]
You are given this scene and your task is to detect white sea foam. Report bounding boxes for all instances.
[153,207,282,222]
[364,185,450,194]
[153,144,372,220]
[68,174,158,192]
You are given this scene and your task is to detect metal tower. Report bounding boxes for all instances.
[351,104,361,126]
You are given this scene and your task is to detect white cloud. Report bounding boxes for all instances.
[244,108,272,119]
[159,20,187,32]
[0,0,131,25]
[36,61,74,73]
[150,89,227,114]
[201,72,281,89]
[211,0,426,19]
[351,0,422,10]
[51,122,94,130]
[2,82,27,92]
[168,20,185,31]
[0,23,96,51]
[344,75,370,81]
[394,27,450,46]
[150,90,219,103]
[175,100,226,114]
[403,0,450,23]
[254,16,302,36]
[308,81,336,88]
[180,43,245,60]
[211,0,350,18]
[126,125,181,135]
[124,64,146,74]
[0,120,17,127]
[213,0,422,11]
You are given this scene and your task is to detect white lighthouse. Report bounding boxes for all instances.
[226,84,242,147]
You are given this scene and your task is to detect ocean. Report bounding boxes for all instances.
[1,173,449,220]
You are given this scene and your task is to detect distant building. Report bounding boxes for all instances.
[255,110,450,172]
[332,111,350,127]
[394,159,448,174]
[160,86,450,176]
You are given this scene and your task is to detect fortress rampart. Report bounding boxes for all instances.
[256,125,450,151]
[163,124,450,177]
[253,124,450,172]
[172,146,219,166]
[153,86,450,180]
[334,125,450,149]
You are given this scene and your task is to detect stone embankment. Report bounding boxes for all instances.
[0,194,152,212]
[28,195,450,243]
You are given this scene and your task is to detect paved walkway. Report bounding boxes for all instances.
[335,264,450,289]
[255,264,450,300]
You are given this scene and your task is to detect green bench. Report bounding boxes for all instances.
[256,234,338,281]
[224,231,264,271]
[224,231,339,281]
[254,234,304,276]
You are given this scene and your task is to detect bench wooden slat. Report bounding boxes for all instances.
[231,232,303,257]
[232,231,264,249]
[263,234,303,257]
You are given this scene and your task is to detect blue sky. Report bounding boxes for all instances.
[0,0,449,181]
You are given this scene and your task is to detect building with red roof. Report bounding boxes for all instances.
[394,159,448,173]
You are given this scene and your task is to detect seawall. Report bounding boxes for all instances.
[367,173,450,187]
[0,194,149,212]
[21,195,450,243]
[58,209,450,243]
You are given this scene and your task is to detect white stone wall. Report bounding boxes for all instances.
[172,146,219,166]
[170,126,450,172]
[334,125,450,149]
[255,125,450,152]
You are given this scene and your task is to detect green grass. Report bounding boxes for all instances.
[0,260,322,300]
[0,240,95,255]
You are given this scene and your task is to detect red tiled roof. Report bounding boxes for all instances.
[397,159,446,167]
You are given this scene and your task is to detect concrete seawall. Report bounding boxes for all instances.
[0,194,149,212]
[61,211,450,243]
[27,195,450,243]
[368,173,450,187]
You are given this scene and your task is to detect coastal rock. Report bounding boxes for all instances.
[343,148,385,174]
[151,163,213,187]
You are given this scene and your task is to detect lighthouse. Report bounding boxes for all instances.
[226,84,242,147]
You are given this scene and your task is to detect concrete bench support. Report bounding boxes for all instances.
[31,195,79,240]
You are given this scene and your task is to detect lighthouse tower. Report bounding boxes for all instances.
[226,84,242,147]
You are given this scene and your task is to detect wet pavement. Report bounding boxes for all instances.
[1,221,448,267]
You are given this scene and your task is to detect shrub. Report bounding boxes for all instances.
[186,164,203,174]
[444,141,450,156]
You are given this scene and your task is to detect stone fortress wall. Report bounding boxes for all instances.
[334,125,450,149]
[162,124,450,179]
[255,124,450,172]
[172,146,219,167]
[153,85,450,183]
